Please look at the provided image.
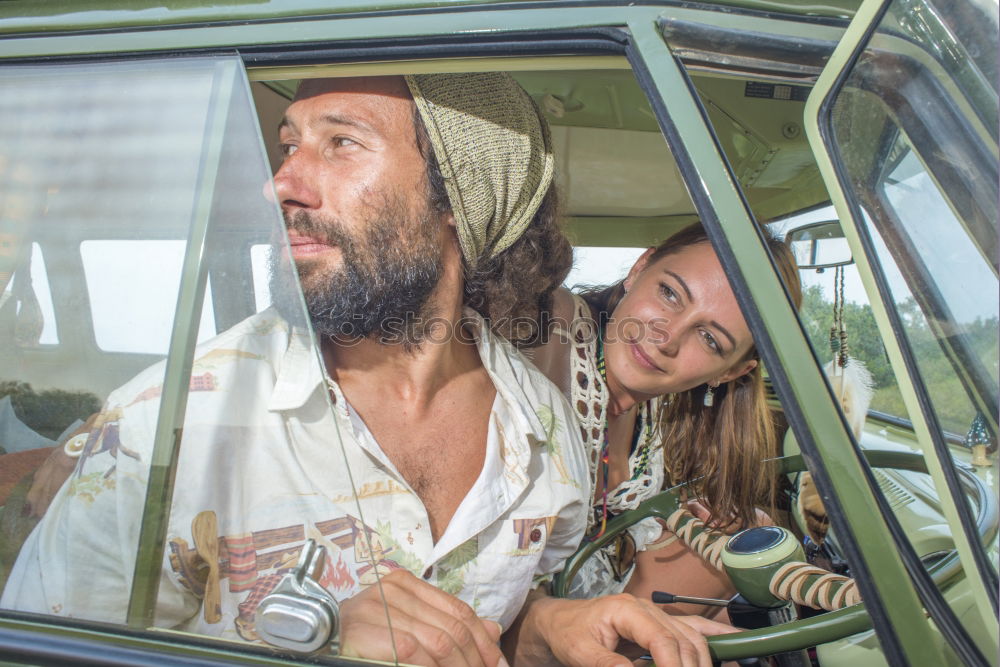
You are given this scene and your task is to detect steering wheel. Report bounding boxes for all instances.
[552,450,997,661]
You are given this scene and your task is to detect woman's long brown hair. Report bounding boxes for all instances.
[580,223,802,528]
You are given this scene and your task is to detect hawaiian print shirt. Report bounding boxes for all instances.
[2,308,589,640]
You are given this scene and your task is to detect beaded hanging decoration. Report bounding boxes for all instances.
[830,266,849,369]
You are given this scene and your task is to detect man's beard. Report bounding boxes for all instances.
[270,191,444,347]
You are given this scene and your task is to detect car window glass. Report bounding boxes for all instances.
[828,9,998,447]
[250,243,273,312]
[81,240,217,354]
[770,211,908,423]
[822,0,998,641]
[0,56,370,661]
[2,243,58,346]
[875,143,997,434]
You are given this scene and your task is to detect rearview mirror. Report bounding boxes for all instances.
[785,220,853,270]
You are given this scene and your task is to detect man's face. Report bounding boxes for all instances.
[272,77,444,343]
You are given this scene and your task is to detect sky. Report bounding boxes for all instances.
[13,200,994,356]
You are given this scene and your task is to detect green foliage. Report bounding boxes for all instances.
[440,536,478,572]
[799,283,901,414]
[894,301,998,434]
[436,537,478,596]
[0,381,101,441]
[797,283,999,435]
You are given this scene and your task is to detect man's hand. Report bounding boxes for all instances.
[340,569,507,667]
[510,591,737,667]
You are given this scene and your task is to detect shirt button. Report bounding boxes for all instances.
[422,566,433,579]
[530,528,542,543]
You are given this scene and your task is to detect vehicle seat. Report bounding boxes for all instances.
[0,385,99,592]
[0,446,54,589]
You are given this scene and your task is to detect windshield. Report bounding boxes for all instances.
[820,0,998,653]
[827,2,998,445]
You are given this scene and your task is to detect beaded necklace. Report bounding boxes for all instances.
[590,336,655,540]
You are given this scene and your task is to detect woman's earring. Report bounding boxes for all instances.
[703,383,716,407]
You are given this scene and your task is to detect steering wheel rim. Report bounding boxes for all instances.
[552,450,997,661]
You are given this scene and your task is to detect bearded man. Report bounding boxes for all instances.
[4,74,728,666]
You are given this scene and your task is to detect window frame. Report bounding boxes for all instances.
[0,1,977,663]
[805,0,999,662]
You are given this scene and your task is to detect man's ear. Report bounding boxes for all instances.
[443,211,457,228]
[624,247,656,291]
[717,358,758,384]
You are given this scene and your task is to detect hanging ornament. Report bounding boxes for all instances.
[964,412,994,467]
[830,266,849,371]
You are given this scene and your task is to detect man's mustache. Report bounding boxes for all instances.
[283,210,352,251]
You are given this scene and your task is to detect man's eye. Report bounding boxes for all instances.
[279,143,298,157]
[333,136,357,148]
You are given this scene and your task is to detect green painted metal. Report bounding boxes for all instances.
[0,5,624,57]
[555,450,990,658]
[126,59,238,629]
[626,11,949,663]
[721,529,805,608]
[0,3,853,59]
[0,0,861,35]
[563,216,698,247]
[803,0,999,654]
[0,0,988,662]
[0,615,360,665]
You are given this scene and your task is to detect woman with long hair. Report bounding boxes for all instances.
[528,222,801,615]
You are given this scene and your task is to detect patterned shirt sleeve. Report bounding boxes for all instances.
[1,374,199,627]
[531,383,591,585]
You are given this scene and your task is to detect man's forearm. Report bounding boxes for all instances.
[501,586,561,666]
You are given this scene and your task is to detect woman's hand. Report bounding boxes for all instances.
[684,500,772,534]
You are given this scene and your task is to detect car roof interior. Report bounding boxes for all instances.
[249,59,831,249]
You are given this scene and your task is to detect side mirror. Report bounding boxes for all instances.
[785,220,853,270]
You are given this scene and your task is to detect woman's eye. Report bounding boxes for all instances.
[701,330,721,354]
[659,283,679,303]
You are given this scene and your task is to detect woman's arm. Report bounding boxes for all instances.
[625,503,774,620]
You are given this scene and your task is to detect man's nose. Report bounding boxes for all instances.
[273,152,320,211]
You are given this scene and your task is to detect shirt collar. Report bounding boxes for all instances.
[268,323,325,412]
[267,308,550,448]
[464,308,549,444]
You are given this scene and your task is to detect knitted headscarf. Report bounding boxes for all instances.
[404,73,554,269]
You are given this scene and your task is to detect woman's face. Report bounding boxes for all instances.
[604,242,757,402]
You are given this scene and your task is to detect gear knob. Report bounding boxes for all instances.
[721,526,805,608]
